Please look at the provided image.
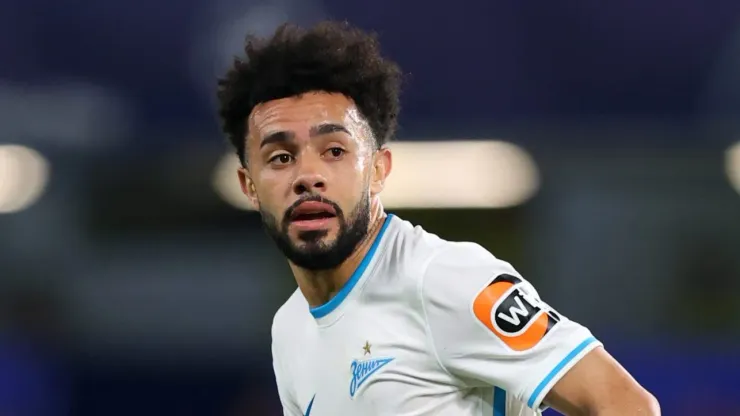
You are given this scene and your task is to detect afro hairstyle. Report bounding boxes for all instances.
[217,21,403,166]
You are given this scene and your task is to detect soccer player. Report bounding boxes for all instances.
[217,21,660,416]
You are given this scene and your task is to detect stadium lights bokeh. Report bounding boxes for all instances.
[0,144,50,214]
[725,141,740,195]
[212,141,540,210]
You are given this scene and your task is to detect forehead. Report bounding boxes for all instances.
[248,92,362,137]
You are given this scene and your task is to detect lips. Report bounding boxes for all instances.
[289,201,337,222]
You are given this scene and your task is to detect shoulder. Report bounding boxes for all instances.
[423,241,522,287]
[418,237,535,314]
[422,234,523,294]
[382,215,451,278]
[388,214,514,272]
[384,215,524,301]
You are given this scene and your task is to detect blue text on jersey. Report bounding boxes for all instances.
[349,357,394,398]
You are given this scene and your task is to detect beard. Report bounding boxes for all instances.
[260,192,371,271]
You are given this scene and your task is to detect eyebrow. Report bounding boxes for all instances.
[259,131,294,149]
[310,123,350,137]
[259,123,351,149]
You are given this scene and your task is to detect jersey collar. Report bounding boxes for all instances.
[309,214,394,322]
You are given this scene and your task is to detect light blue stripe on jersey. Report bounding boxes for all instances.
[493,387,506,416]
[309,214,394,319]
[527,336,598,408]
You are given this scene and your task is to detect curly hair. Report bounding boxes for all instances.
[217,21,402,166]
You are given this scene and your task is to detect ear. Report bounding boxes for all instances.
[237,167,260,210]
[370,147,392,197]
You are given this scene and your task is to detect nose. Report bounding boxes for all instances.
[292,155,327,196]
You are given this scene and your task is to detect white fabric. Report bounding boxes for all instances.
[271,215,601,415]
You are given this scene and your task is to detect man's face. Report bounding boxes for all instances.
[239,92,383,270]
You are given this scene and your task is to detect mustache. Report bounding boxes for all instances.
[283,195,343,223]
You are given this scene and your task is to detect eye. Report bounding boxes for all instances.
[269,153,294,165]
[326,147,345,159]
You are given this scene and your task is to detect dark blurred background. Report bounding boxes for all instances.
[2,0,740,414]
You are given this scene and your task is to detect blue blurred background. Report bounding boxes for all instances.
[2,0,740,414]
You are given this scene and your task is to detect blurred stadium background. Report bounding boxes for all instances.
[2,0,740,414]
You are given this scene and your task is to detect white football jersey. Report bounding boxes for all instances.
[271,214,601,415]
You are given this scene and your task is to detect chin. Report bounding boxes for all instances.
[294,228,339,244]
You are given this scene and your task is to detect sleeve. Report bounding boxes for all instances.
[271,323,303,416]
[420,243,602,410]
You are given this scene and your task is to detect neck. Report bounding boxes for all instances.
[291,201,386,309]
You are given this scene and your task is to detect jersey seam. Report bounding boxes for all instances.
[477,387,484,416]
[272,338,301,413]
[417,245,471,389]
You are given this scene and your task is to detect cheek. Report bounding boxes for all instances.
[340,150,371,180]
[332,158,366,188]
[332,166,370,210]
[253,174,289,211]
[257,169,293,195]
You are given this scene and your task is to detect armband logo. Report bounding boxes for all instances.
[472,274,560,351]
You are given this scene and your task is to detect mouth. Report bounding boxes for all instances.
[289,201,338,231]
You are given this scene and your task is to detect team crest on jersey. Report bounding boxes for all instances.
[349,356,394,398]
[472,274,561,351]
